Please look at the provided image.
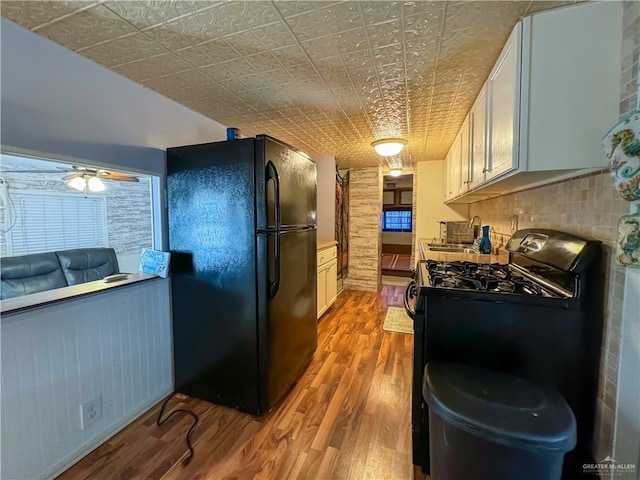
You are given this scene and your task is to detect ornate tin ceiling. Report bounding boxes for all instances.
[1,1,576,168]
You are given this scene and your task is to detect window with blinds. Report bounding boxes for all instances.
[7,192,107,256]
[382,210,412,232]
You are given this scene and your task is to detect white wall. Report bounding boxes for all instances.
[612,31,640,472]
[382,232,412,245]
[1,280,173,480]
[0,18,227,176]
[415,161,469,259]
[615,267,640,466]
[314,155,336,243]
[613,200,640,468]
[0,18,229,479]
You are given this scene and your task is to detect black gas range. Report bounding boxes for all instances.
[405,229,603,480]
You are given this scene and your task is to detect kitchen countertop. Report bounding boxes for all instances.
[318,240,338,250]
[1,272,161,316]
[418,239,509,264]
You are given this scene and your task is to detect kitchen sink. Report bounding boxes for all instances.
[426,243,478,253]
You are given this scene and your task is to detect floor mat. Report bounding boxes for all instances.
[383,307,414,334]
[381,253,411,271]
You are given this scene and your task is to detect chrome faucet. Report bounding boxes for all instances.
[469,215,482,244]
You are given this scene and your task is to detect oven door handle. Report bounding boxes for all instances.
[404,280,417,319]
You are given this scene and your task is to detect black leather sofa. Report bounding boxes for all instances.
[1,248,120,299]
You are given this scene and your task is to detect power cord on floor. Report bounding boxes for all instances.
[156,393,199,466]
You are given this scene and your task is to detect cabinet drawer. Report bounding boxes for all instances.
[317,246,337,267]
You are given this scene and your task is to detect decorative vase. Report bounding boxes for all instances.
[615,206,640,268]
[602,110,640,202]
[479,225,492,254]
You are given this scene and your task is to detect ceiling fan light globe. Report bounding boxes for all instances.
[68,176,87,191]
[88,176,105,192]
[371,138,407,157]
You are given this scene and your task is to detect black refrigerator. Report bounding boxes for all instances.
[166,135,318,415]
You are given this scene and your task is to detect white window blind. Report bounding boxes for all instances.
[8,192,107,256]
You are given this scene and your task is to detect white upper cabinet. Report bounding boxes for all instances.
[444,148,452,200]
[519,2,622,173]
[460,116,471,192]
[444,1,622,203]
[470,84,488,188]
[487,23,521,181]
[450,130,463,198]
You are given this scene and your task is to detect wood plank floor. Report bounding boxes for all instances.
[57,287,424,480]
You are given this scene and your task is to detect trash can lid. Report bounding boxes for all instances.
[423,362,577,452]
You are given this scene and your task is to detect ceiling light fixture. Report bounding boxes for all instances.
[389,169,403,177]
[372,138,408,157]
[68,175,106,192]
[87,176,105,192]
[68,176,87,191]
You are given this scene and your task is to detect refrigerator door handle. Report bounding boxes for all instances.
[269,233,281,299]
[265,161,281,230]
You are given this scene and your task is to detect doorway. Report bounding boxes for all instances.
[381,174,413,282]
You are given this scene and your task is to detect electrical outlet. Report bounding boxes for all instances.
[80,395,102,429]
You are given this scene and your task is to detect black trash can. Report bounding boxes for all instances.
[423,362,577,480]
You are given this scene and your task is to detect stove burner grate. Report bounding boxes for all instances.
[426,260,553,297]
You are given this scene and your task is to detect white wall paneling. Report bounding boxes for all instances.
[1,279,173,480]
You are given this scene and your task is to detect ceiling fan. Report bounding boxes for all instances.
[0,165,139,192]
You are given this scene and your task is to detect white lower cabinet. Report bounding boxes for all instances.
[317,245,337,319]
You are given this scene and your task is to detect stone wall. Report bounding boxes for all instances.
[343,167,382,291]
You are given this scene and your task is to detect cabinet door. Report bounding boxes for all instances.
[450,131,462,197]
[443,150,451,200]
[460,116,471,192]
[317,266,327,319]
[326,260,337,306]
[488,22,521,180]
[470,84,488,187]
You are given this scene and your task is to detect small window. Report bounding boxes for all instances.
[383,210,412,232]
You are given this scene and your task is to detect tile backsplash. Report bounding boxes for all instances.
[470,170,628,463]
